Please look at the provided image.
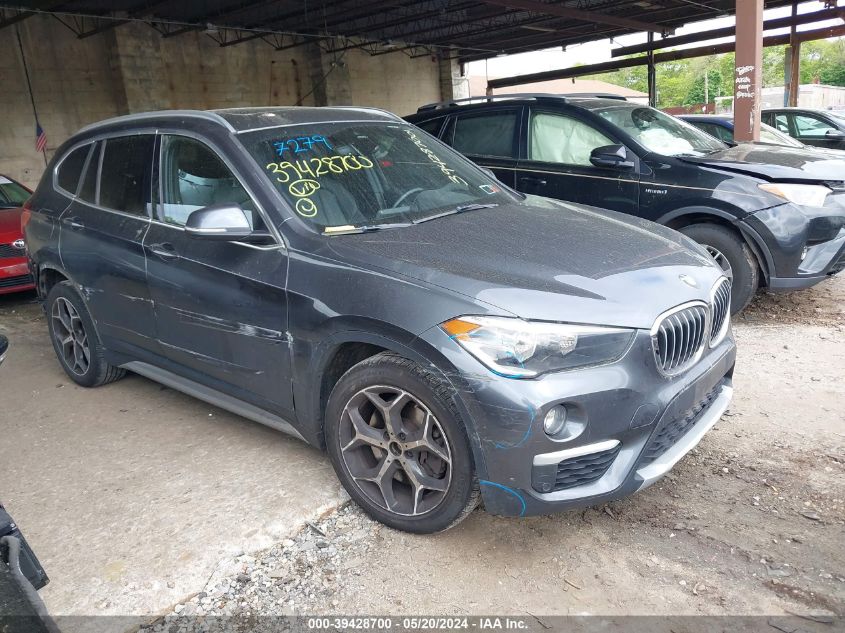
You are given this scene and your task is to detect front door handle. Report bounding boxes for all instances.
[149,243,179,261]
[519,176,547,186]
[62,216,84,230]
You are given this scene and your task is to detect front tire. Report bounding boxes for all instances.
[325,352,479,533]
[46,281,125,387]
[680,223,759,314]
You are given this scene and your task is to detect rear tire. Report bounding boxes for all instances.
[324,352,479,533]
[46,281,125,387]
[680,223,758,314]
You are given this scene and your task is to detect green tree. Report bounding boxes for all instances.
[683,58,725,105]
[585,37,845,107]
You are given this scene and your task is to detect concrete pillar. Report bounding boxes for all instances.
[733,0,763,142]
[438,53,469,101]
[305,40,352,106]
[109,25,168,112]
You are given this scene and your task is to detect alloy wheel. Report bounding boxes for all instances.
[339,386,452,516]
[52,297,90,376]
[705,244,733,280]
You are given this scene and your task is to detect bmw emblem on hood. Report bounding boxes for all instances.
[679,274,698,288]
[12,239,25,250]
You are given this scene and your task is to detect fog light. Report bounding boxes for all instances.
[801,246,809,261]
[543,406,568,437]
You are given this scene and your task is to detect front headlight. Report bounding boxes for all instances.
[441,316,634,379]
[758,183,831,207]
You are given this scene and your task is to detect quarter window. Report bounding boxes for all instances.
[415,118,446,137]
[78,142,101,204]
[529,112,613,166]
[99,135,155,215]
[452,111,518,158]
[57,145,90,195]
[159,136,260,228]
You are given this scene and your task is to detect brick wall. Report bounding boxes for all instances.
[1,16,450,188]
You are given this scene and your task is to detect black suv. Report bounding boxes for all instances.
[763,107,845,151]
[407,95,845,313]
[25,107,735,533]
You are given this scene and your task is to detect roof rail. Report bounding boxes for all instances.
[416,92,627,112]
[78,109,237,134]
[559,93,629,100]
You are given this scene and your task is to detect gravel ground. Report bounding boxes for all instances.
[138,276,845,628]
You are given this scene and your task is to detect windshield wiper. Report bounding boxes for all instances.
[324,203,499,234]
[324,221,414,235]
[413,202,499,224]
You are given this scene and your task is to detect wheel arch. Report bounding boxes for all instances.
[659,207,772,284]
[36,262,71,299]
[297,327,489,482]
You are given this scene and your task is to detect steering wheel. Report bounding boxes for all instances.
[393,187,425,208]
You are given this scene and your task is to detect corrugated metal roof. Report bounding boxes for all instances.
[0,1,797,62]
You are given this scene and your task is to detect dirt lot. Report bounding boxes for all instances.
[1,276,844,627]
[155,277,845,622]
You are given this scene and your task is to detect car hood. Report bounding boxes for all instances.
[325,197,724,330]
[679,143,845,181]
[0,207,23,240]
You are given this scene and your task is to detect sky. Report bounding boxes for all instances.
[466,1,841,79]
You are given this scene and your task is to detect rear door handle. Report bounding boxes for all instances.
[149,243,179,261]
[519,176,547,186]
[62,216,84,230]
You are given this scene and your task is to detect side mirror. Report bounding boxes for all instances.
[589,144,635,169]
[185,203,253,240]
[824,129,845,140]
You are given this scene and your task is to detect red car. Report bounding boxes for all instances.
[0,175,35,295]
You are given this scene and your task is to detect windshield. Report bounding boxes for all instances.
[593,104,725,156]
[759,123,803,147]
[239,122,517,231]
[0,177,30,206]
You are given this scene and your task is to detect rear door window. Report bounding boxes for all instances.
[451,110,519,158]
[99,135,155,215]
[772,113,791,134]
[56,145,91,195]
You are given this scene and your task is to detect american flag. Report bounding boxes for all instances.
[35,123,47,153]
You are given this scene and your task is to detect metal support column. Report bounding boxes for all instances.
[647,32,657,107]
[733,0,764,142]
[785,2,801,107]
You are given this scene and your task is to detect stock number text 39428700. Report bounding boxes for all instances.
[265,154,374,218]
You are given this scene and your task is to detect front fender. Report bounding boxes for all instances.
[291,323,491,484]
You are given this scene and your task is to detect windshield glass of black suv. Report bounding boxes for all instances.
[240,122,517,231]
[593,103,726,157]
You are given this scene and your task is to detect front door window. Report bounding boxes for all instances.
[528,112,613,166]
[159,136,262,229]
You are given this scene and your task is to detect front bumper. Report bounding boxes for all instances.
[0,258,35,295]
[768,227,845,290]
[421,327,736,517]
[745,203,845,291]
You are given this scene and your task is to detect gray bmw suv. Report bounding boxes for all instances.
[24,107,735,532]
